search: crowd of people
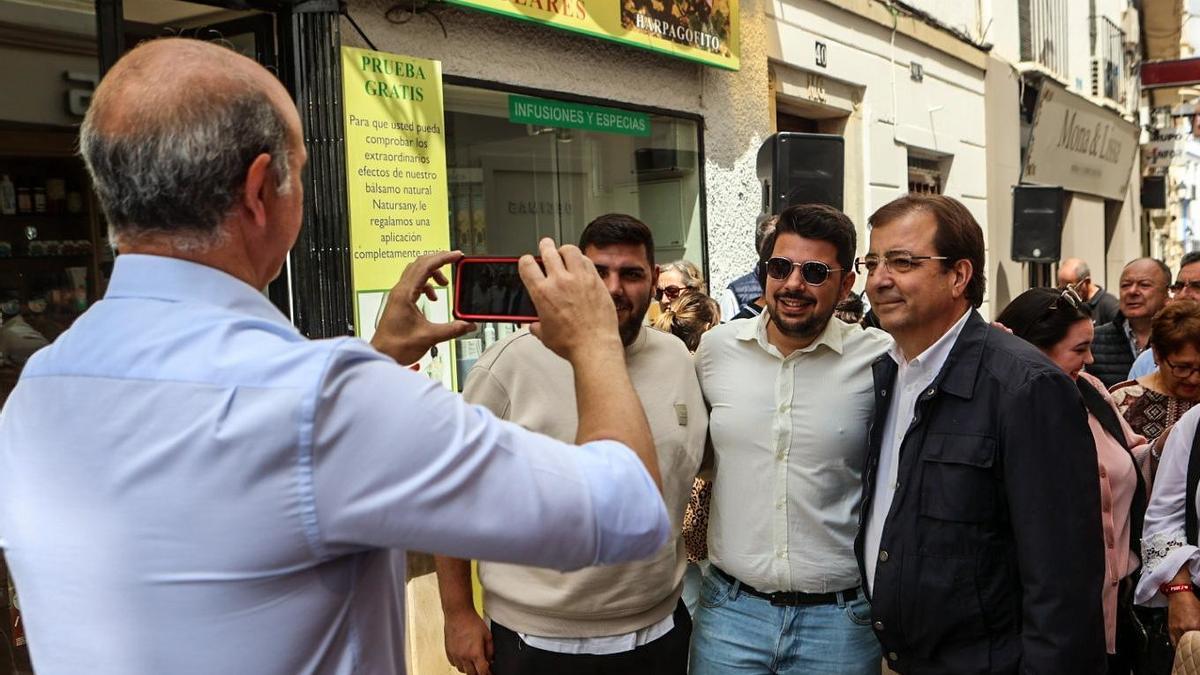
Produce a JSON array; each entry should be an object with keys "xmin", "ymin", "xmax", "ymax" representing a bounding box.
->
[{"xmin": 12, "ymin": 35, "xmax": 1200, "ymax": 675}]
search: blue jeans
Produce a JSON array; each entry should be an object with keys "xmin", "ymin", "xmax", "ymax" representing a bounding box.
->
[
  {"xmin": 689, "ymin": 568, "xmax": 881, "ymax": 675},
  {"xmin": 681, "ymin": 560, "xmax": 709, "ymax": 616}
]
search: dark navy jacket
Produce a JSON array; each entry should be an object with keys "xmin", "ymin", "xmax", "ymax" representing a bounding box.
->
[
  {"xmin": 855, "ymin": 312, "xmax": 1107, "ymax": 674},
  {"xmin": 1088, "ymin": 313, "xmax": 1136, "ymax": 388}
]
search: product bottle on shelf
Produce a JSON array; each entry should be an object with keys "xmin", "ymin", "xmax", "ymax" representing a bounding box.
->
[
  {"xmin": 15, "ymin": 183, "xmax": 31, "ymax": 215},
  {"xmin": 0, "ymin": 175, "xmax": 14, "ymax": 216},
  {"xmin": 32, "ymin": 186, "xmax": 46, "ymax": 214}
]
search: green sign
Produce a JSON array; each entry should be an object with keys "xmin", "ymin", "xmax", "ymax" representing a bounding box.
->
[{"xmin": 508, "ymin": 95, "xmax": 651, "ymax": 137}]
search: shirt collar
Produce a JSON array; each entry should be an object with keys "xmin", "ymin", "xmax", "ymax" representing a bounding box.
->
[
  {"xmin": 735, "ymin": 308, "xmax": 846, "ymax": 358},
  {"xmin": 889, "ymin": 308, "xmax": 972, "ymax": 375},
  {"xmin": 103, "ymin": 254, "xmax": 293, "ymax": 328}
]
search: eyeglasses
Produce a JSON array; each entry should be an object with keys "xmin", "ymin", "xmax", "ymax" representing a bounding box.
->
[
  {"xmin": 655, "ymin": 285, "xmax": 687, "ymax": 301},
  {"xmin": 854, "ymin": 251, "xmax": 949, "ymax": 275},
  {"xmin": 763, "ymin": 257, "xmax": 844, "ymax": 286},
  {"xmin": 1171, "ymin": 280, "xmax": 1200, "ymax": 295},
  {"xmin": 1163, "ymin": 358, "xmax": 1200, "ymax": 379}
]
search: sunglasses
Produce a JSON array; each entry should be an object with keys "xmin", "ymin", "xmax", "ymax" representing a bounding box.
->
[
  {"xmin": 1048, "ymin": 285, "xmax": 1083, "ymax": 311},
  {"xmin": 1038, "ymin": 284, "xmax": 1084, "ymax": 322},
  {"xmin": 655, "ymin": 285, "xmax": 687, "ymax": 301},
  {"xmin": 1171, "ymin": 280, "xmax": 1200, "ymax": 295},
  {"xmin": 763, "ymin": 257, "xmax": 844, "ymax": 286}
]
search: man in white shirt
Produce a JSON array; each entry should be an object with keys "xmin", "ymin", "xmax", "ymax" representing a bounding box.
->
[
  {"xmin": 856, "ymin": 194, "xmax": 1104, "ymax": 674},
  {"xmin": 690, "ymin": 204, "xmax": 891, "ymax": 674}
]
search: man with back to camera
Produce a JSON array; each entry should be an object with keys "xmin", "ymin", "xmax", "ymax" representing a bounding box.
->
[
  {"xmin": 1058, "ymin": 257, "xmax": 1120, "ymax": 326},
  {"xmin": 857, "ymin": 194, "xmax": 1105, "ymax": 674},
  {"xmin": 689, "ymin": 204, "xmax": 892, "ymax": 674},
  {"xmin": 0, "ymin": 38, "xmax": 673, "ymax": 675},
  {"xmin": 1090, "ymin": 257, "xmax": 1171, "ymax": 388},
  {"xmin": 1129, "ymin": 251, "xmax": 1200, "ymax": 379},
  {"xmin": 435, "ymin": 214, "xmax": 706, "ymax": 675}
]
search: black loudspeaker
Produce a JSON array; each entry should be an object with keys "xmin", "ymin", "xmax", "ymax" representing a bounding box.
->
[
  {"xmin": 1011, "ymin": 185, "xmax": 1064, "ymax": 263},
  {"xmin": 1142, "ymin": 175, "xmax": 1167, "ymax": 210},
  {"xmin": 757, "ymin": 132, "xmax": 844, "ymax": 215}
]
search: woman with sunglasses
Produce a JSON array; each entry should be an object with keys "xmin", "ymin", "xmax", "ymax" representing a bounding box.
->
[
  {"xmin": 996, "ymin": 287, "xmax": 1153, "ymax": 671},
  {"xmin": 1111, "ymin": 301, "xmax": 1200, "ymax": 457},
  {"xmin": 656, "ymin": 260, "xmax": 706, "ymax": 314}
]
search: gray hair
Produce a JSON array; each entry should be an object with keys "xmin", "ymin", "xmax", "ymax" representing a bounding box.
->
[{"xmin": 80, "ymin": 85, "xmax": 293, "ymax": 252}]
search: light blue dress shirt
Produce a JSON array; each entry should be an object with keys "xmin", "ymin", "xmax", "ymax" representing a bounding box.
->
[
  {"xmin": 0, "ymin": 254, "xmax": 669, "ymax": 675},
  {"xmin": 1129, "ymin": 348, "xmax": 1157, "ymax": 380}
]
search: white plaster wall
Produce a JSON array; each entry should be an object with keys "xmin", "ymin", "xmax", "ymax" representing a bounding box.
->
[
  {"xmin": 900, "ymin": 0, "xmax": 984, "ymax": 43},
  {"xmin": 343, "ymin": 0, "xmax": 771, "ymax": 296},
  {"xmin": 983, "ymin": 0, "xmax": 1021, "ymax": 64},
  {"xmin": 766, "ymin": 0, "xmax": 989, "ymax": 309},
  {"xmin": 984, "ymin": 53, "xmax": 1023, "ymax": 314}
]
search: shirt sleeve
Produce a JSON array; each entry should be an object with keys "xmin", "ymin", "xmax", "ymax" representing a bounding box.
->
[
  {"xmin": 717, "ymin": 289, "xmax": 739, "ymax": 323},
  {"xmin": 308, "ymin": 341, "xmax": 670, "ymax": 570},
  {"xmin": 1129, "ymin": 350, "xmax": 1156, "ymax": 381},
  {"xmin": 1136, "ymin": 406, "xmax": 1200, "ymax": 607}
]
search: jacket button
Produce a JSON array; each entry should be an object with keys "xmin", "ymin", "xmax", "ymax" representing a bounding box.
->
[
  {"xmin": 878, "ymin": 550, "xmax": 890, "ymax": 562},
  {"xmin": 874, "ymin": 621, "xmax": 884, "ymax": 631},
  {"xmin": 881, "ymin": 389, "xmax": 888, "ymax": 397},
  {"xmin": 888, "ymin": 652, "xmax": 899, "ymax": 661}
]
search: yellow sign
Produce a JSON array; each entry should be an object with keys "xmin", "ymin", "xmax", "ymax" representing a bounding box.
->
[
  {"xmin": 445, "ymin": 0, "xmax": 739, "ymax": 71},
  {"xmin": 341, "ymin": 45, "xmax": 456, "ymax": 388}
]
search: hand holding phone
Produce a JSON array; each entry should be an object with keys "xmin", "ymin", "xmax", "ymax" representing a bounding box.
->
[
  {"xmin": 517, "ymin": 238, "xmax": 621, "ymax": 363},
  {"xmin": 371, "ymin": 251, "xmax": 477, "ymax": 365},
  {"xmin": 452, "ymin": 257, "xmax": 540, "ymax": 323}
]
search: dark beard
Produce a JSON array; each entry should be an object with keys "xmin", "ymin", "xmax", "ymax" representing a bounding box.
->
[
  {"xmin": 770, "ymin": 311, "xmax": 827, "ymax": 340},
  {"xmin": 769, "ymin": 291, "xmax": 829, "ymax": 340},
  {"xmin": 615, "ymin": 292, "xmax": 651, "ymax": 347}
]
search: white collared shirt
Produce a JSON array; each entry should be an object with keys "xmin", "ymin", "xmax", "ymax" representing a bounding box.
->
[
  {"xmin": 696, "ymin": 312, "xmax": 892, "ymax": 593},
  {"xmin": 864, "ymin": 309, "xmax": 973, "ymax": 593}
]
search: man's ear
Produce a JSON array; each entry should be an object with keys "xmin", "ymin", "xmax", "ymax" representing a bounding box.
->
[
  {"xmin": 241, "ymin": 153, "xmax": 273, "ymax": 229},
  {"xmin": 840, "ymin": 269, "xmax": 857, "ymax": 301},
  {"xmin": 951, "ymin": 259, "xmax": 973, "ymax": 299}
]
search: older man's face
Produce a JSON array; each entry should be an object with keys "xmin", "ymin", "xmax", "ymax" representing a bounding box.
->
[{"xmin": 1118, "ymin": 260, "xmax": 1169, "ymax": 320}]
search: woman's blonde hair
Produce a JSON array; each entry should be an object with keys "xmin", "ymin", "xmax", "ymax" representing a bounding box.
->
[
  {"xmin": 660, "ymin": 260, "xmax": 707, "ymax": 295},
  {"xmin": 652, "ymin": 290, "xmax": 721, "ymax": 352}
]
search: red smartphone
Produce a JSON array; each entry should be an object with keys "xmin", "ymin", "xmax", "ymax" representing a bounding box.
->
[{"xmin": 453, "ymin": 256, "xmax": 541, "ymax": 323}]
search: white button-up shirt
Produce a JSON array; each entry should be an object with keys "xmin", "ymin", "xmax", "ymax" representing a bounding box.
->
[
  {"xmin": 864, "ymin": 309, "xmax": 972, "ymax": 593},
  {"xmin": 696, "ymin": 312, "xmax": 892, "ymax": 593}
]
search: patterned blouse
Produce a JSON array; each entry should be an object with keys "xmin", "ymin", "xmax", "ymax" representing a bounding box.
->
[{"xmin": 1110, "ymin": 380, "xmax": 1198, "ymax": 442}]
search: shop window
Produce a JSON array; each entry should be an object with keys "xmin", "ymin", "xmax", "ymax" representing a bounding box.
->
[{"xmin": 443, "ymin": 84, "xmax": 704, "ymax": 387}]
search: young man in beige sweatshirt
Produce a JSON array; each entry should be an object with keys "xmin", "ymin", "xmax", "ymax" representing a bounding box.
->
[{"xmin": 435, "ymin": 214, "xmax": 707, "ymax": 675}]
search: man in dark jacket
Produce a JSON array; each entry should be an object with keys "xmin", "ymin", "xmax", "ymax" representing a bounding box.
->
[
  {"xmin": 1088, "ymin": 257, "xmax": 1170, "ymax": 387},
  {"xmin": 856, "ymin": 194, "xmax": 1106, "ymax": 674}
]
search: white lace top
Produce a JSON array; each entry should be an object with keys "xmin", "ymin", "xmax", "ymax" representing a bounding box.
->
[{"xmin": 1137, "ymin": 405, "xmax": 1200, "ymax": 606}]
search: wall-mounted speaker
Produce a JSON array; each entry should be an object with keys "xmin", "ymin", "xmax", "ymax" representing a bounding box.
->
[{"xmin": 757, "ymin": 132, "xmax": 844, "ymax": 215}]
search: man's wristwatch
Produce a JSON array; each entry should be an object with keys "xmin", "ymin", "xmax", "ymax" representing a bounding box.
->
[{"xmin": 1162, "ymin": 582, "xmax": 1195, "ymax": 595}]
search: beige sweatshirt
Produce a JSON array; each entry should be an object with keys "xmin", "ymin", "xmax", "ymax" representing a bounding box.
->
[{"xmin": 464, "ymin": 327, "xmax": 706, "ymax": 637}]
